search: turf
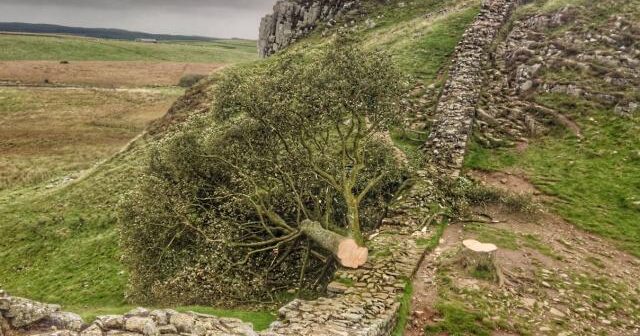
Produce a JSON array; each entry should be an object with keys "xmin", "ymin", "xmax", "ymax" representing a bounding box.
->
[
  {"xmin": 0, "ymin": 0, "xmax": 485, "ymax": 328},
  {"xmin": 424, "ymin": 302, "xmax": 492, "ymax": 336},
  {"xmin": 0, "ymin": 34, "xmax": 257, "ymax": 63},
  {"xmin": 465, "ymin": 94, "xmax": 640, "ymax": 257}
]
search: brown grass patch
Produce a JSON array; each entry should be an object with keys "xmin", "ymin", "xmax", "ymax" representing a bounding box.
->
[
  {"xmin": 0, "ymin": 86, "xmax": 182, "ymax": 189},
  {"xmin": 0, "ymin": 61, "xmax": 224, "ymax": 87}
]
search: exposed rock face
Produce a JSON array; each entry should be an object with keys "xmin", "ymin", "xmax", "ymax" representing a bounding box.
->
[
  {"xmin": 258, "ymin": 0, "xmax": 359, "ymax": 58},
  {"xmin": 475, "ymin": 3, "xmax": 640, "ymax": 150},
  {"xmin": 0, "ymin": 290, "xmax": 84, "ymax": 332}
]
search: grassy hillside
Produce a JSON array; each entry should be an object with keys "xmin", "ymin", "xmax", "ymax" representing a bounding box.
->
[
  {"xmin": 0, "ymin": 22, "xmax": 220, "ymax": 42},
  {"xmin": 0, "ymin": 33, "xmax": 257, "ymax": 63},
  {"xmin": 465, "ymin": 0, "xmax": 640, "ymax": 257},
  {"xmin": 467, "ymin": 94, "xmax": 640, "ymax": 257},
  {"xmin": 0, "ymin": 0, "xmax": 482, "ymax": 317},
  {"xmin": 10, "ymin": 0, "xmax": 639, "ymax": 332}
]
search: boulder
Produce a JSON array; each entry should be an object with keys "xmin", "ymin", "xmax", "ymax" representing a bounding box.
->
[
  {"xmin": 125, "ymin": 308, "xmax": 149, "ymax": 318},
  {"xmin": 168, "ymin": 313, "xmax": 194, "ymax": 333},
  {"xmin": 80, "ymin": 324, "xmax": 104, "ymax": 336},
  {"xmin": 156, "ymin": 325, "xmax": 177, "ymax": 335},
  {"xmin": 47, "ymin": 311, "xmax": 85, "ymax": 332},
  {"xmin": 148, "ymin": 311, "xmax": 168, "ymax": 326},
  {"xmin": 0, "ymin": 296, "xmax": 60, "ymax": 329},
  {"xmin": 95, "ymin": 315, "xmax": 125, "ymax": 330},
  {"xmin": 124, "ymin": 317, "xmax": 157, "ymax": 336}
]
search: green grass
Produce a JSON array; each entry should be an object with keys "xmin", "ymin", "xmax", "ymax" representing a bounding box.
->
[
  {"xmin": 0, "ymin": 143, "xmax": 148, "ymax": 306},
  {"xmin": 392, "ymin": 280, "xmax": 414, "ymax": 336},
  {"xmin": 466, "ymin": 93, "xmax": 640, "ymax": 257},
  {"xmin": 424, "ymin": 302, "xmax": 491, "ymax": 336},
  {"xmin": 364, "ymin": 1, "xmax": 480, "ymax": 83},
  {"xmin": 0, "ymin": 34, "xmax": 257, "ymax": 63}
]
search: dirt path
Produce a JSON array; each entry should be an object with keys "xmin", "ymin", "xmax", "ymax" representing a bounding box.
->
[{"xmin": 405, "ymin": 171, "xmax": 640, "ymax": 335}]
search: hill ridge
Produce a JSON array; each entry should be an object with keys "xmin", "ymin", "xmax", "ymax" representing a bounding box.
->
[{"xmin": 0, "ymin": 22, "xmax": 225, "ymax": 42}]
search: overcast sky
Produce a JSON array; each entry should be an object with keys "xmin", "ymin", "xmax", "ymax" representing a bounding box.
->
[{"xmin": 0, "ymin": 0, "xmax": 277, "ymax": 39}]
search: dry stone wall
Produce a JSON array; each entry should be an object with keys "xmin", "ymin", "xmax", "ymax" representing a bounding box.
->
[
  {"xmin": 258, "ymin": 0, "xmax": 359, "ymax": 57},
  {"xmin": 422, "ymin": 0, "xmax": 523, "ymax": 175},
  {"xmin": 0, "ymin": 290, "xmax": 258, "ymax": 336},
  {"xmin": 261, "ymin": 173, "xmax": 439, "ymax": 336}
]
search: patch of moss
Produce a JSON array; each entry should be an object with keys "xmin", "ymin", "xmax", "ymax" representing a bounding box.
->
[{"xmin": 392, "ymin": 280, "xmax": 413, "ymax": 336}]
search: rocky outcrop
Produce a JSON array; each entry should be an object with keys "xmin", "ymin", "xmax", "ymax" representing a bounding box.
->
[
  {"xmin": 258, "ymin": 0, "xmax": 359, "ymax": 57},
  {"xmin": 422, "ymin": 0, "xmax": 522, "ymax": 175},
  {"xmin": 0, "ymin": 290, "xmax": 84, "ymax": 332},
  {"xmin": 475, "ymin": 3, "xmax": 640, "ymax": 148}
]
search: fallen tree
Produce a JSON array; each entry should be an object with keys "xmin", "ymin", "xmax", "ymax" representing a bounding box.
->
[{"xmin": 120, "ymin": 37, "xmax": 409, "ymax": 304}]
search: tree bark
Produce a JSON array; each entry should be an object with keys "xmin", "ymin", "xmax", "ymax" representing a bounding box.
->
[{"xmin": 300, "ymin": 220, "xmax": 368, "ymax": 269}]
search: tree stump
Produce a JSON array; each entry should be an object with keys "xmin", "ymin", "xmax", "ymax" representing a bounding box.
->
[{"xmin": 461, "ymin": 239, "xmax": 498, "ymax": 280}]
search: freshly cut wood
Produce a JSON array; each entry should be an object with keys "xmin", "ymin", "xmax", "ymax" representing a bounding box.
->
[
  {"xmin": 300, "ymin": 220, "xmax": 368, "ymax": 269},
  {"xmin": 463, "ymin": 239, "xmax": 498, "ymax": 253}
]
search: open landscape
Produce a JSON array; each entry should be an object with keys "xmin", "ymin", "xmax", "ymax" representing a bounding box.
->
[{"xmin": 1, "ymin": 0, "xmax": 639, "ymax": 335}]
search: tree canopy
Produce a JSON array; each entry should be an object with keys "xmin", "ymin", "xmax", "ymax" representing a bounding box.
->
[{"xmin": 120, "ymin": 38, "xmax": 409, "ymax": 305}]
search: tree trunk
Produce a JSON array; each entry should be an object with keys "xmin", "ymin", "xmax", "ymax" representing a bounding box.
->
[
  {"xmin": 344, "ymin": 194, "xmax": 363, "ymax": 245},
  {"xmin": 300, "ymin": 220, "xmax": 368, "ymax": 269}
]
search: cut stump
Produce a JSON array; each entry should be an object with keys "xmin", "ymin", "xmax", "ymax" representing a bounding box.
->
[{"xmin": 462, "ymin": 239, "xmax": 498, "ymax": 279}]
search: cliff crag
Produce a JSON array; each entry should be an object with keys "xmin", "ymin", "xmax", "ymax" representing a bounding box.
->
[{"xmin": 258, "ymin": 0, "xmax": 359, "ymax": 57}]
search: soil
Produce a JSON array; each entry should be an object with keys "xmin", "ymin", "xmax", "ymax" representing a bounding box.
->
[
  {"xmin": 0, "ymin": 61, "xmax": 224, "ymax": 88},
  {"xmin": 405, "ymin": 170, "xmax": 640, "ymax": 336}
]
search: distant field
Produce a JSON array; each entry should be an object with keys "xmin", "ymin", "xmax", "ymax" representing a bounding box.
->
[
  {"xmin": 0, "ymin": 61, "xmax": 224, "ymax": 87},
  {"xmin": 0, "ymin": 32, "xmax": 250, "ymax": 191},
  {"xmin": 0, "ymin": 33, "xmax": 257, "ymax": 63},
  {"xmin": 0, "ymin": 86, "xmax": 183, "ymax": 190}
]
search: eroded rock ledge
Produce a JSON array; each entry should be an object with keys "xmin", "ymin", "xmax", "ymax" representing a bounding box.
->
[
  {"xmin": 258, "ymin": 0, "xmax": 360, "ymax": 58},
  {"xmin": 423, "ymin": 0, "xmax": 523, "ymax": 175}
]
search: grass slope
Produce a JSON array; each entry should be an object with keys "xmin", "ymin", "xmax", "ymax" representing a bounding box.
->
[
  {"xmin": 0, "ymin": 34, "xmax": 257, "ymax": 63},
  {"xmin": 1, "ymin": 0, "xmax": 482, "ymax": 327},
  {"xmin": 466, "ymin": 94, "xmax": 640, "ymax": 257}
]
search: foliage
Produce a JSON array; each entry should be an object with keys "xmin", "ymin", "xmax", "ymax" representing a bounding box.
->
[{"xmin": 119, "ymin": 38, "xmax": 409, "ymax": 305}]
